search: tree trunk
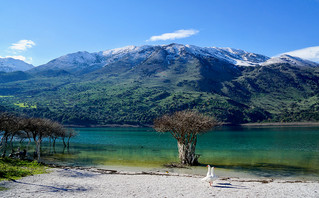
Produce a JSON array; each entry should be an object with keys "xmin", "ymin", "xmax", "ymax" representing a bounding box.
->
[
  {"xmin": 33, "ymin": 138, "xmax": 42, "ymax": 161},
  {"xmin": 52, "ymin": 138, "xmax": 57, "ymax": 153},
  {"xmin": 177, "ymin": 140, "xmax": 199, "ymax": 165},
  {"xmin": 53, "ymin": 137, "xmax": 57, "ymax": 148},
  {"xmin": 9, "ymin": 135, "xmax": 14, "ymax": 149},
  {"xmin": 19, "ymin": 138, "xmax": 24, "ymax": 144},
  {"xmin": 36, "ymin": 140, "xmax": 41, "ymax": 161},
  {"xmin": 27, "ymin": 137, "xmax": 31, "ymax": 151},
  {"xmin": 1, "ymin": 136, "xmax": 8, "ymax": 157},
  {"xmin": 67, "ymin": 137, "xmax": 71, "ymax": 148}
]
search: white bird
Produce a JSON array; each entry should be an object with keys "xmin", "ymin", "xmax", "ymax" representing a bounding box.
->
[{"xmin": 201, "ymin": 165, "xmax": 218, "ymax": 186}]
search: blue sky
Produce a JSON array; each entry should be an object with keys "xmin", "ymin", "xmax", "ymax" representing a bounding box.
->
[{"xmin": 1, "ymin": 0, "xmax": 319, "ymax": 66}]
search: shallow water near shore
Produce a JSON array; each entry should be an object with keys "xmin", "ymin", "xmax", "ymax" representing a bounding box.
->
[{"xmin": 31, "ymin": 126, "xmax": 319, "ymax": 180}]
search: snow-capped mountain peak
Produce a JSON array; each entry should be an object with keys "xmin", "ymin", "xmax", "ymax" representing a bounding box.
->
[
  {"xmin": 100, "ymin": 45, "xmax": 155, "ymax": 66},
  {"xmin": 99, "ymin": 43, "xmax": 270, "ymax": 67},
  {"xmin": 261, "ymin": 54, "xmax": 319, "ymax": 67},
  {"xmin": 0, "ymin": 57, "xmax": 34, "ymax": 72},
  {"xmin": 30, "ymin": 43, "xmax": 319, "ymax": 75},
  {"xmin": 51, "ymin": 51, "xmax": 98, "ymax": 64},
  {"xmin": 102, "ymin": 45, "xmax": 137, "ymax": 56},
  {"xmin": 179, "ymin": 44, "xmax": 269, "ymax": 66},
  {"xmin": 102, "ymin": 45, "xmax": 155, "ymax": 56},
  {"xmin": 163, "ymin": 43, "xmax": 186, "ymax": 54}
]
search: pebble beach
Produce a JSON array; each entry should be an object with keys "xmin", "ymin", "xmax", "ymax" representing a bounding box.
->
[{"xmin": 1, "ymin": 167, "xmax": 318, "ymax": 198}]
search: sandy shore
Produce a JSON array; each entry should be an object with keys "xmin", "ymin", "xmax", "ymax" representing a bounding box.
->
[{"xmin": 0, "ymin": 167, "xmax": 318, "ymax": 198}]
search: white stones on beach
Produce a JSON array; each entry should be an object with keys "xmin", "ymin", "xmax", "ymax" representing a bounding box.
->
[{"xmin": 0, "ymin": 168, "xmax": 318, "ymax": 198}]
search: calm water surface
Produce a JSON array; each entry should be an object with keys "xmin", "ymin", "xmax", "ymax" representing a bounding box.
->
[{"xmin": 41, "ymin": 126, "xmax": 319, "ymax": 180}]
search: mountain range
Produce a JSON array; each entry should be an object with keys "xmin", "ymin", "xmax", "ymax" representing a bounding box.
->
[{"xmin": 1, "ymin": 43, "xmax": 319, "ymax": 125}]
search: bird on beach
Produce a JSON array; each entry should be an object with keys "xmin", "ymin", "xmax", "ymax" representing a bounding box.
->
[{"xmin": 201, "ymin": 165, "xmax": 218, "ymax": 186}]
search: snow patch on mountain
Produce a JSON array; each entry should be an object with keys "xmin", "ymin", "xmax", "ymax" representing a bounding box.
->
[
  {"xmin": 32, "ymin": 51, "xmax": 106, "ymax": 73},
  {"xmin": 261, "ymin": 54, "xmax": 319, "ymax": 67},
  {"xmin": 0, "ymin": 57, "xmax": 34, "ymax": 72},
  {"xmin": 98, "ymin": 43, "xmax": 270, "ymax": 67},
  {"xmin": 35, "ymin": 44, "xmax": 319, "ymax": 74},
  {"xmin": 183, "ymin": 44, "xmax": 269, "ymax": 66},
  {"xmin": 51, "ymin": 51, "xmax": 98, "ymax": 65},
  {"xmin": 100, "ymin": 45, "xmax": 155, "ymax": 67}
]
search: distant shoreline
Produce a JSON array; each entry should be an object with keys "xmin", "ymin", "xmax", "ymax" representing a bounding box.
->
[
  {"xmin": 239, "ymin": 122, "xmax": 319, "ymax": 127},
  {"xmin": 64, "ymin": 124, "xmax": 149, "ymax": 128},
  {"xmin": 64, "ymin": 122, "xmax": 319, "ymax": 128}
]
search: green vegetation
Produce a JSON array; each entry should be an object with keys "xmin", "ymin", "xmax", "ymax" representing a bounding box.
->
[
  {"xmin": 0, "ymin": 186, "xmax": 8, "ymax": 191},
  {"xmin": 0, "ymin": 158, "xmax": 47, "ymax": 181},
  {"xmin": 0, "ymin": 61, "xmax": 319, "ymax": 125},
  {"xmin": 14, "ymin": 102, "xmax": 36, "ymax": 108}
]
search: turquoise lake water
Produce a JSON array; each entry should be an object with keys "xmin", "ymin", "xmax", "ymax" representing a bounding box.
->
[{"xmin": 39, "ymin": 126, "xmax": 319, "ymax": 180}]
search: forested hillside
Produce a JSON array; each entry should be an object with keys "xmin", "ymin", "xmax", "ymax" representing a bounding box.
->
[{"xmin": 1, "ymin": 44, "xmax": 319, "ymax": 125}]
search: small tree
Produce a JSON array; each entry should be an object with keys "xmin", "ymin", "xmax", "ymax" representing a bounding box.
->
[
  {"xmin": 22, "ymin": 118, "xmax": 54, "ymax": 161},
  {"xmin": 48, "ymin": 121, "xmax": 65, "ymax": 149},
  {"xmin": 65, "ymin": 129, "xmax": 77, "ymax": 148},
  {"xmin": 0, "ymin": 113, "xmax": 22, "ymax": 157},
  {"xmin": 154, "ymin": 110, "xmax": 219, "ymax": 165}
]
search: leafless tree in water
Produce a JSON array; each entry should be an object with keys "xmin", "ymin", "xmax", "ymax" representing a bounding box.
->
[
  {"xmin": 154, "ymin": 110, "xmax": 220, "ymax": 165},
  {"xmin": 66, "ymin": 129, "xmax": 77, "ymax": 148},
  {"xmin": 22, "ymin": 118, "xmax": 62, "ymax": 161}
]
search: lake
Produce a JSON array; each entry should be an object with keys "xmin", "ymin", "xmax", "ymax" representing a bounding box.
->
[{"xmin": 39, "ymin": 126, "xmax": 319, "ymax": 180}]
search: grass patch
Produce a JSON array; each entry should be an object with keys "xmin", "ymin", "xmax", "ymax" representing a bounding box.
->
[
  {"xmin": 0, "ymin": 158, "xmax": 48, "ymax": 181},
  {"xmin": 13, "ymin": 102, "xmax": 37, "ymax": 108},
  {"xmin": 0, "ymin": 186, "xmax": 9, "ymax": 191},
  {"xmin": 0, "ymin": 95, "xmax": 13, "ymax": 98}
]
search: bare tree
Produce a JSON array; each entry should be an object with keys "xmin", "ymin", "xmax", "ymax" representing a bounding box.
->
[
  {"xmin": 65, "ymin": 128, "xmax": 77, "ymax": 148},
  {"xmin": 22, "ymin": 118, "xmax": 54, "ymax": 161},
  {"xmin": 1, "ymin": 113, "xmax": 68, "ymax": 160},
  {"xmin": 154, "ymin": 110, "xmax": 219, "ymax": 165},
  {"xmin": 48, "ymin": 121, "xmax": 65, "ymax": 149},
  {"xmin": 0, "ymin": 113, "xmax": 22, "ymax": 157},
  {"xmin": 60, "ymin": 128, "xmax": 67, "ymax": 148}
]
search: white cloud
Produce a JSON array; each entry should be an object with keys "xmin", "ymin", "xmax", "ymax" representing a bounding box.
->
[
  {"xmin": 0, "ymin": 55, "xmax": 33, "ymax": 63},
  {"xmin": 147, "ymin": 29, "xmax": 199, "ymax": 42},
  {"xmin": 9, "ymin": 40, "xmax": 36, "ymax": 52},
  {"xmin": 283, "ymin": 46, "xmax": 319, "ymax": 63},
  {"xmin": 0, "ymin": 55, "xmax": 26, "ymax": 61}
]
